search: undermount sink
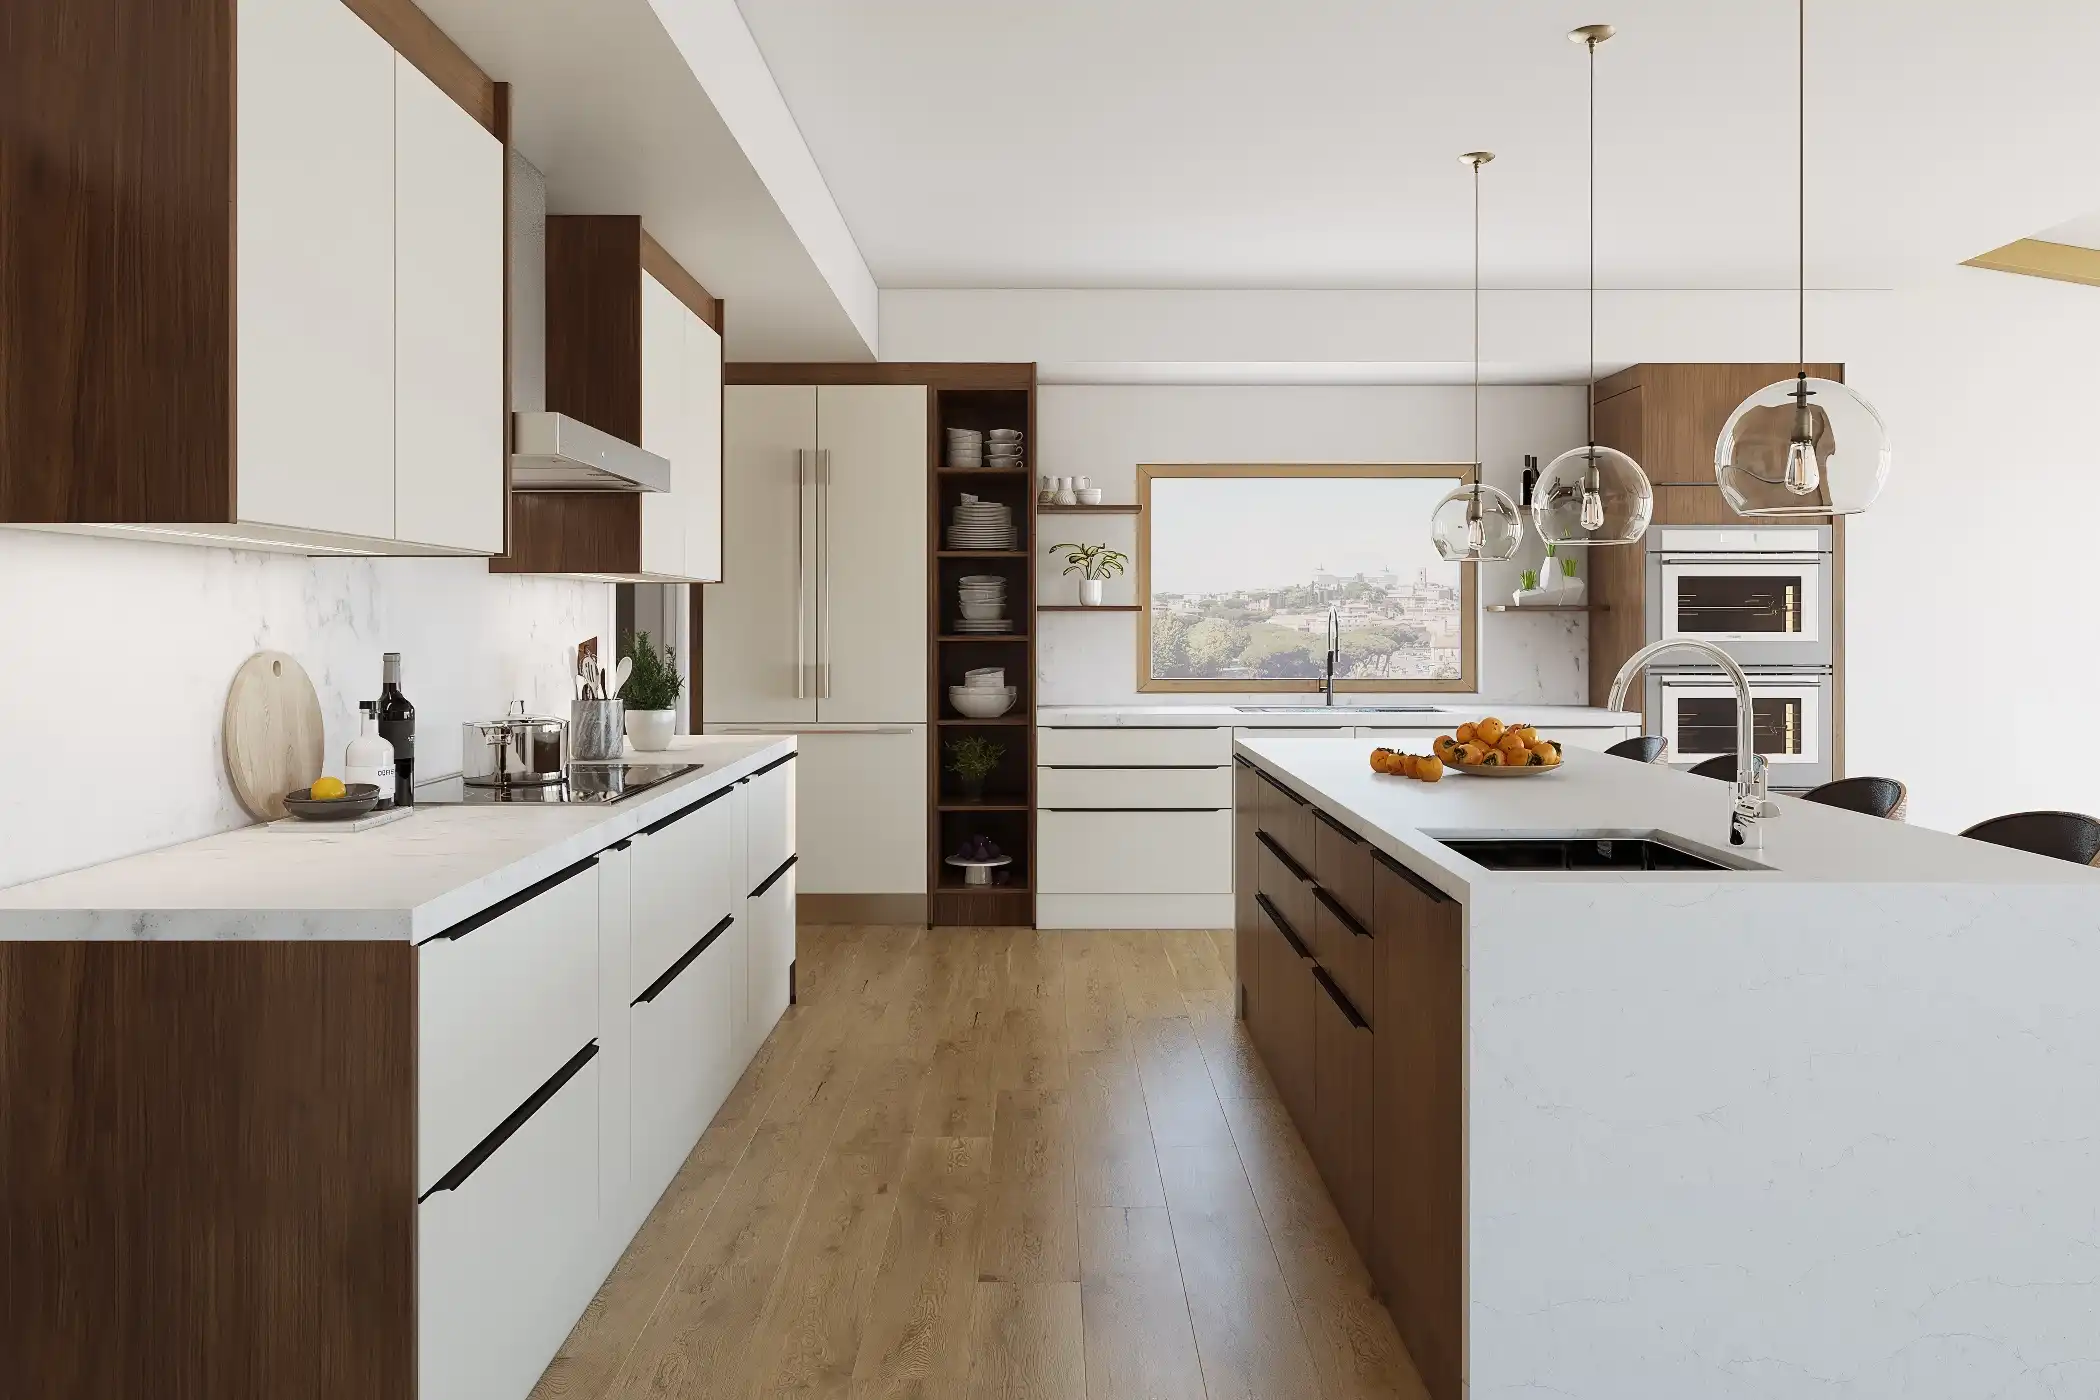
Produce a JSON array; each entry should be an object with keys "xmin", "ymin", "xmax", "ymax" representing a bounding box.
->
[
  {"xmin": 1437, "ymin": 834, "xmax": 1753, "ymax": 873},
  {"xmin": 1235, "ymin": 705, "xmax": 1443, "ymax": 714}
]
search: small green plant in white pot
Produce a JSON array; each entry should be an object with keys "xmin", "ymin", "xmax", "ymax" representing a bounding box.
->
[
  {"xmin": 1050, "ymin": 542, "xmax": 1128, "ymax": 606},
  {"xmin": 1555, "ymin": 554, "xmax": 1585, "ymax": 605},
  {"xmin": 619, "ymin": 630, "xmax": 684, "ymax": 752}
]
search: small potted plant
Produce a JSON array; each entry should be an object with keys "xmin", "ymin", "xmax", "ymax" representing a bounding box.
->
[
  {"xmin": 1050, "ymin": 541, "xmax": 1129, "ymax": 606},
  {"xmin": 619, "ymin": 630, "xmax": 684, "ymax": 752},
  {"xmin": 945, "ymin": 735, "xmax": 1005, "ymax": 802},
  {"xmin": 1554, "ymin": 554, "xmax": 1585, "ymax": 605}
]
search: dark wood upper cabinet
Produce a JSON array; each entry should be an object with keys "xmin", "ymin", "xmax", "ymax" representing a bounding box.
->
[
  {"xmin": 494, "ymin": 217, "xmax": 725, "ymax": 581},
  {"xmin": 1, "ymin": 0, "xmax": 508, "ymax": 556}
]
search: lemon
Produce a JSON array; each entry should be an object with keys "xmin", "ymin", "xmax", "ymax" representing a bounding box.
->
[{"xmin": 310, "ymin": 776, "xmax": 347, "ymax": 800}]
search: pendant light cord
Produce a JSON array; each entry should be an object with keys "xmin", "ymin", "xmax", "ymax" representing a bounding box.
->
[
  {"xmin": 1797, "ymin": 0, "xmax": 1806, "ymax": 373},
  {"xmin": 1586, "ymin": 32, "xmax": 1597, "ymax": 449},
  {"xmin": 1472, "ymin": 155, "xmax": 1482, "ymax": 485}
]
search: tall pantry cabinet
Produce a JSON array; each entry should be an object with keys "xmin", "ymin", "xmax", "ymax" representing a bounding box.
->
[{"xmin": 705, "ymin": 385, "xmax": 928, "ymax": 918}]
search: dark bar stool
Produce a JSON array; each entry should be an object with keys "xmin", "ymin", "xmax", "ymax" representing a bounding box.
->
[
  {"xmin": 1605, "ymin": 735, "xmax": 1669, "ymax": 763},
  {"xmin": 1802, "ymin": 776, "xmax": 1908, "ymax": 821},
  {"xmin": 1686, "ymin": 753, "xmax": 1738, "ymax": 781},
  {"xmin": 1958, "ymin": 811, "xmax": 2100, "ymax": 866}
]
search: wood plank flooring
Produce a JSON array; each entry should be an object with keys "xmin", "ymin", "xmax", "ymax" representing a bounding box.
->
[{"xmin": 532, "ymin": 926, "xmax": 1427, "ymax": 1400}]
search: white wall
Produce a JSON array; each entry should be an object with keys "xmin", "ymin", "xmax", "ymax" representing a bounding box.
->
[
  {"xmin": 1032, "ymin": 384, "xmax": 1590, "ymax": 707},
  {"xmin": 0, "ymin": 531, "xmax": 612, "ymax": 888}
]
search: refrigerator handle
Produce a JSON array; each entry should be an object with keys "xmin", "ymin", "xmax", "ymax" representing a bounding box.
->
[
  {"xmin": 817, "ymin": 447, "xmax": 833, "ymax": 700},
  {"xmin": 795, "ymin": 448, "xmax": 814, "ymax": 699}
]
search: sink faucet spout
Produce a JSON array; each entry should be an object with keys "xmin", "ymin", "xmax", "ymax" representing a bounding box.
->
[{"xmin": 1607, "ymin": 638, "xmax": 1778, "ymax": 851}]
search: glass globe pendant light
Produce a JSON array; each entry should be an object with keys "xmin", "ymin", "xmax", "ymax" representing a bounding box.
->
[
  {"xmin": 1432, "ymin": 151, "xmax": 1524, "ymax": 563},
  {"xmin": 1714, "ymin": 0, "xmax": 1890, "ymax": 517},
  {"xmin": 1532, "ymin": 23, "xmax": 1653, "ymax": 548}
]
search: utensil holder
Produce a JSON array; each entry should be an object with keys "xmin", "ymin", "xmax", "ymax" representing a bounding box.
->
[{"xmin": 571, "ymin": 699, "xmax": 625, "ymax": 761}]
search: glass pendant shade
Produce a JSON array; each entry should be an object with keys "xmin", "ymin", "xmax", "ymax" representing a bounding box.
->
[
  {"xmin": 1715, "ymin": 375, "xmax": 1890, "ymax": 517},
  {"xmin": 1531, "ymin": 444, "xmax": 1653, "ymax": 546},
  {"xmin": 1432, "ymin": 481, "xmax": 1523, "ymax": 562}
]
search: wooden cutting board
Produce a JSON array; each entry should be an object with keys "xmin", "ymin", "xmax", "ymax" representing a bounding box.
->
[{"xmin": 224, "ymin": 651, "xmax": 326, "ymax": 821}]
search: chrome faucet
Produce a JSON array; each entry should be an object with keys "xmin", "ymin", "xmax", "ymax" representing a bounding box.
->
[
  {"xmin": 1323, "ymin": 606, "xmax": 1340, "ymax": 706},
  {"xmin": 1608, "ymin": 638, "xmax": 1779, "ymax": 851}
]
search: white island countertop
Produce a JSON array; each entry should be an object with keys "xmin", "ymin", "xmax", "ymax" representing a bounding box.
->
[
  {"xmin": 0, "ymin": 735, "xmax": 793, "ymax": 942},
  {"xmin": 1042, "ymin": 702, "xmax": 1641, "ymax": 728}
]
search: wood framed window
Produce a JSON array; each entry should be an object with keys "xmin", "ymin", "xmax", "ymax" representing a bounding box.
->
[{"xmin": 1136, "ymin": 464, "xmax": 1478, "ymax": 694}]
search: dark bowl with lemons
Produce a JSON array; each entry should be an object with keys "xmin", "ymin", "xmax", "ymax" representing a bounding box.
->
[{"xmin": 282, "ymin": 781, "xmax": 383, "ymax": 821}]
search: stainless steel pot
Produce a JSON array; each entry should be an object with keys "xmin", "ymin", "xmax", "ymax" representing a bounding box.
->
[{"xmin": 462, "ymin": 704, "xmax": 569, "ymax": 787}]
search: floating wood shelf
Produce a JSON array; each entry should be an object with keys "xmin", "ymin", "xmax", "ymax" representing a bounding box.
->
[
  {"xmin": 937, "ymin": 715, "xmax": 1029, "ymax": 725},
  {"xmin": 1484, "ymin": 604, "xmax": 1610, "ymax": 613},
  {"xmin": 936, "ymin": 634, "xmax": 1029, "ymax": 643},
  {"xmin": 1037, "ymin": 604, "xmax": 1141, "ymax": 612},
  {"xmin": 936, "ymin": 550, "xmax": 1029, "ymax": 558},
  {"xmin": 936, "ymin": 800, "xmax": 1030, "ymax": 812},
  {"xmin": 1039, "ymin": 503, "xmax": 1140, "ymax": 513},
  {"xmin": 936, "ymin": 466, "xmax": 1029, "ymax": 476}
]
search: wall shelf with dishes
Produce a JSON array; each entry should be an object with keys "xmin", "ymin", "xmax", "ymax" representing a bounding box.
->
[
  {"xmin": 1038, "ymin": 502, "xmax": 1142, "ymax": 514},
  {"xmin": 928, "ymin": 376, "xmax": 1038, "ymax": 927}
]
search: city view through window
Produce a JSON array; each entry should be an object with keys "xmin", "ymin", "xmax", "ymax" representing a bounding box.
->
[{"xmin": 1142, "ymin": 468, "xmax": 1471, "ymax": 686}]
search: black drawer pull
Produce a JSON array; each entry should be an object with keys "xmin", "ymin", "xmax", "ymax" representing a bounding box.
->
[
  {"xmin": 748, "ymin": 751, "xmax": 797, "ymax": 779},
  {"xmin": 1255, "ymin": 893, "xmax": 1311, "ymax": 960},
  {"xmin": 1255, "ymin": 830, "xmax": 1312, "ymax": 884},
  {"xmin": 632, "ymin": 913, "xmax": 734, "ymax": 1006},
  {"xmin": 641, "ymin": 781, "xmax": 734, "ymax": 835},
  {"xmin": 423, "ymin": 855, "xmax": 598, "ymax": 946},
  {"xmin": 1312, "ymin": 885, "xmax": 1372, "ymax": 940},
  {"xmin": 419, "ymin": 1039, "xmax": 599, "ymax": 1203},
  {"xmin": 1374, "ymin": 849, "xmax": 1454, "ymax": 903},
  {"xmin": 1261, "ymin": 772, "xmax": 1310, "ymax": 805},
  {"xmin": 1313, "ymin": 808, "xmax": 1363, "ymax": 843},
  {"xmin": 750, "ymin": 853, "xmax": 797, "ymax": 899},
  {"xmin": 1311, "ymin": 965, "xmax": 1370, "ymax": 1030}
]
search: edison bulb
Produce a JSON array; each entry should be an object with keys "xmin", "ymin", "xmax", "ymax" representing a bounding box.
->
[
  {"xmin": 1579, "ymin": 481, "xmax": 1606, "ymax": 532},
  {"xmin": 1534, "ymin": 444, "xmax": 1650, "ymax": 546},
  {"xmin": 1431, "ymin": 482, "xmax": 1523, "ymax": 562},
  {"xmin": 1716, "ymin": 374, "xmax": 1889, "ymax": 517}
]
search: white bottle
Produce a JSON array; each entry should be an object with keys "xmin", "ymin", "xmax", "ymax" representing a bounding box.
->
[{"xmin": 345, "ymin": 701, "xmax": 397, "ymax": 809}]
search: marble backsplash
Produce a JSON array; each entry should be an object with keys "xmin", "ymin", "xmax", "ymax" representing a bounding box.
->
[{"xmin": 0, "ymin": 530, "xmax": 612, "ymax": 889}]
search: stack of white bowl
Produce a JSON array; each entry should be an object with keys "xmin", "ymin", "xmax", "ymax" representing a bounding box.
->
[
  {"xmin": 946, "ymin": 496, "xmax": 1016, "ymax": 551},
  {"xmin": 954, "ymin": 574, "xmax": 1013, "ymax": 633},
  {"xmin": 945, "ymin": 428, "xmax": 984, "ymax": 468},
  {"xmin": 985, "ymin": 428, "xmax": 1023, "ymax": 468},
  {"xmin": 949, "ymin": 666, "xmax": 1017, "ymax": 718}
]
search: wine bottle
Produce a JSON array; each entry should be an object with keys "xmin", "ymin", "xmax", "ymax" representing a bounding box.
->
[{"xmin": 377, "ymin": 652, "xmax": 416, "ymax": 808}]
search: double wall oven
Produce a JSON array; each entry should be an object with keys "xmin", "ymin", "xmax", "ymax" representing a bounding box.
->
[{"xmin": 1643, "ymin": 526, "xmax": 1833, "ymax": 789}]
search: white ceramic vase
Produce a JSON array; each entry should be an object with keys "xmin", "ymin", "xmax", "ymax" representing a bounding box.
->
[
  {"xmin": 1556, "ymin": 572, "xmax": 1587, "ymax": 605},
  {"xmin": 1080, "ymin": 578, "xmax": 1105, "ymax": 606},
  {"xmin": 627, "ymin": 709, "xmax": 677, "ymax": 752}
]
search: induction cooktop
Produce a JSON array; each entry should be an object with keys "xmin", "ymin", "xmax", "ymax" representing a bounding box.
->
[{"xmin": 415, "ymin": 763, "xmax": 703, "ymax": 806}]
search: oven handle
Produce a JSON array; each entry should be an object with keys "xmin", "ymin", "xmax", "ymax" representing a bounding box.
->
[{"xmin": 1656, "ymin": 553, "xmax": 1827, "ymax": 566}]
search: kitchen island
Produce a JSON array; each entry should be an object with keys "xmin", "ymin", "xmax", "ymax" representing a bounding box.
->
[
  {"xmin": 1234, "ymin": 734, "xmax": 2100, "ymax": 1400},
  {"xmin": 0, "ymin": 735, "xmax": 795, "ymax": 1400}
]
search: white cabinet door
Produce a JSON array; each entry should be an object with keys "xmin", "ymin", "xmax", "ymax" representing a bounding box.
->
[
  {"xmin": 683, "ymin": 313, "xmax": 724, "ymax": 583},
  {"xmin": 1040, "ymin": 810, "xmax": 1233, "ymax": 895},
  {"xmin": 814, "ymin": 385, "xmax": 927, "ymax": 723},
  {"xmin": 747, "ymin": 861, "xmax": 794, "ymax": 1045},
  {"xmin": 1037, "ymin": 727, "xmax": 1232, "ymax": 767},
  {"xmin": 639, "ymin": 272, "xmax": 686, "ymax": 577},
  {"xmin": 707, "ymin": 386, "xmax": 819, "ymax": 724},
  {"xmin": 391, "ymin": 54, "xmax": 503, "ymax": 552},
  {"xmin": 235, "ymin": 0, "xmax": 395, "ymax": 538},
  {"xmin": 595, "ymin": 843, "xmax": 633, "ymax": 1244},
  {"xmin": 629, "ymin": 924, "xmax": 733, "ymax": 1211},
  {"xmin": 628, "ymin": 788, "xmax": 739, "ymax": 998},
  {"xmin": 744, "ymin": 754, "xmax": 795, "ymax": 892},
  {"xmin": 796, "ymin": 728, "xmax": 927, "ymax": 894},
  {"xmin": 419, "ymin": 1048, "xmax": 601, "ymax": 1400},
  {"xmin": 1038, "ymin": 766, "xmax": 1233, "ymax": 809}
]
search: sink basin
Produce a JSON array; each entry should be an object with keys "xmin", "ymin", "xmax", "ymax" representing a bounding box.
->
[
  {"xmin": 1235, "ymin": 705, "xmax": 1443, "ymax": 714},
  {"xmin": 1438, "ymin": 834, "xmax": 1747, "ymax": 872}
]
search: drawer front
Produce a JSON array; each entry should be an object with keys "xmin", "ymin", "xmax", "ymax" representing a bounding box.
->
[
  {"xmin": 1260, "ymin": 902, "xmax": 1318, "ymax": 1138},
  {"xmin": 630, "ymin": 922, "xmax": 736, "ymax": 1209},
  {"xmin": 744, "ymin": 753, "xmax": 795, "ymax": 892},
  {"xmin": 420, "ymin": 1047, "xmax": 602, "ymax": 1400},
  {"xmin": 1039, "ymin": 809, "xmax": 1232, "ymax": 894},
  {"xmin": 1256, "ymin": 836, "xmax": 1316, "ymax": 952},
  {"xmin": 418, "ymin": 859, "xmax": 600, "ymax": 1196},
  {"xmin": 1312, "ymin": 888, "xmax": 1375, "ymax": 1028},
  {"xmin": 1038, "ymin": 726, "xmax": 1231, "ymax": 767},
  {"xmin": 1038, "ymin": 765, "xmax": 1231, "ymax": 809},
  {"xmin": 1257, "ymin": 771, "xmax": 1317, "ymax": 872},
  {"xmin": 1313, "ymin": 808, "xmax": 1374, "ymax": 930},
  {"xmin": 1311, "ymin": 967, "xmax": 1375, "ymax": 1254},
  {"xmin": 628, "ymin": 787, "xmax": 740, "ymax": 998}
]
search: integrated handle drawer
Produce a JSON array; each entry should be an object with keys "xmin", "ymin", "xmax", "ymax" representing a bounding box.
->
[
  {"xmin": 1038, "ymin": 726, "xmax": 1231, "ymax": 767},
  {"xmin": 1312, "ymin": 886, "xmax": 1375, "ymax": 1028},
  {"xmin": 1038, "ymin": 765, "xmax": 1232, "ymax": 810},
  {"xmin": 1313, "ymin": 808, "xmax": 1375, "ymax": 931},
  {"xmin": 1039, "ymin": 809, "xmax": 1231, "ymax": 894},
  {"xmin": 1256, "ymin": 833, "xmax": 1316, "ymax": 947},
  {"xmin": 1258, "ymin": 771, "xmax": 1318, "ymax": 874}
]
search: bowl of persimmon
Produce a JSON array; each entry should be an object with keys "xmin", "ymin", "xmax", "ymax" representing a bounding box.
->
[{"xmin": 1434, "ymin": 717, "xmax": 1563, "ymax": 777}]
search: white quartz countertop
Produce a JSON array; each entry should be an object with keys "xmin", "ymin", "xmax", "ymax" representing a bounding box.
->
[
  {"xmin": 1236, "ymin": 735, "xmax": 2100, "ymax": 895},
  {"xmin": 1040, "ymin": 703, "xmax": 1641, "ymax": 728},
  {"xmin": 0, "ymin": 736, "xmax": 794, "ymax": 942}
]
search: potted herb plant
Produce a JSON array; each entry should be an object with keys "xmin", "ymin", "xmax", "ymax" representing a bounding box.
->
[
  {"xmin": 944, "ymin": 735, "xmax": 1005, "ymax": 802},
  {"xmin": 619, "ymin": 630, "xmax": 684, "ymax": 752},
  {"xmin": 1049, "ymin": 541, "xmax": 1129, "ymax": 606}
]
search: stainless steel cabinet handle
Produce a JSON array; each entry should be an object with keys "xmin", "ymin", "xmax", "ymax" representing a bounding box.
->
[
  {"xmin": 817, "ymin": 447, "xmax": 833, "ymax": 701},
  {"xmin": 795, "ymin": 449, "xmax": 811, "ymax": 699}
]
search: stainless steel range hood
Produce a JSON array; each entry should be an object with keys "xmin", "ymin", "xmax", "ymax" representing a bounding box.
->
[{"xmin": 509, "ymin": 412, "xmax": 670, "ymax": 492}]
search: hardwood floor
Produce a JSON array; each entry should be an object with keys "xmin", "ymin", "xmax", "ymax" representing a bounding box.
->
[{"xmin": 532, "ymin": 926, "xmax": 1428, "ymax": 1400}]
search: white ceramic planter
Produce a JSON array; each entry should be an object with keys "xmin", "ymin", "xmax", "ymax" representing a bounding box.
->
[
  {"xmin": 1080, "ymin": 578, "xmax": 1105, "ymax": 606},
  {"xmin": 626, "ymin": 709, "xmax": 677, "ymax": 752}
]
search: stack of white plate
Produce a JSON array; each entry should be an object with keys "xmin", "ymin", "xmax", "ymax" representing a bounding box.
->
[
  {"xmin": 946, "ymin": 497, "xmax": 1016, "ymax": 551},
  {"xmin": 956, "ymin": 575, "xmax": 1009, "ymax": 631},
  {"xmin": 985, "ymin": 428, "xmax": 1023, "ymax": 468},
  {"xmin": 945, "ymin": 428, "xmax": 984, "ymax": 468}
]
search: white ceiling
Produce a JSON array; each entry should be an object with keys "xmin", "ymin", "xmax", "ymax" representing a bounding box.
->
[{"xmin": 734, "ymin": 0, "xmax": 2100, "ymax": 294}]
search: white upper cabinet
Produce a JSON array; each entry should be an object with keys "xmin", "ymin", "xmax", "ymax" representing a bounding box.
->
[
  {"xmin": 708, "ymin": 386, "xmax": 820, "ymax": 724},
  {"xmin": 817, "ymin": 385, "xmax": 929, "ymax": 722},
  {"xmin": 235, "ymin": 0, "xmax": 397, "ymax": 539},
  {"xmin": 392, "ymin": 54, "xmax": 504, "ymax": 553},
  {"xmin": 639, "ymin": 273, "xmax": 688, "ymax": 577},
  {"xmin": 683, "ymin": 315, "xmax": 725, "ymax": 583}
]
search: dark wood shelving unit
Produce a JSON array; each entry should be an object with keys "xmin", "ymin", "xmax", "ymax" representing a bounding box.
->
[
  {"xmin": 927, "ymin": 370, "xmax": 1038, "ymax": 928},
  {"xmin": 1037, "ymin": 604, "xmax": 1141, "ymax": 613}
]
